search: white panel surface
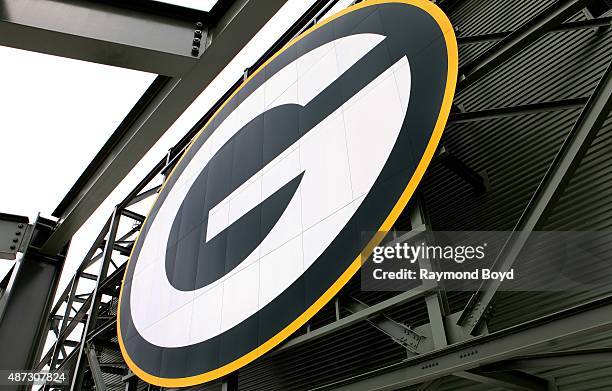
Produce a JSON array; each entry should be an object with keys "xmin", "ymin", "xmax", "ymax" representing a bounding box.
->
[
  {"xmin": 266, "ymin": 80, "xmax": 299, "ymax": 109},
  {"xmin": 190, "ymin": 284, "xmax": 223, "ymax": 343},
  {"xmin": 392, "ymin": 60, "xmax": 411, "ymax": 114},
  {"xmin": 336, "ymin": 33, "xmax": 386, "ymax": 74},
  {"xmin": 228, "ymin": 176, "xmax": 263, "ymax": 232},
  {"xmin": 343, "ymin": 58, "xmax": 408, "ymax": 198},
  {"xmin": 156, "ymin": 301, "xmax": 194, "ymax": 348},
  {"xmin": 130, "ymin": 262, "xmax": 156, "ymax": 330},
  {"xmin": 302, "ymin": 202, "xmax": 357, "ymax": 270},
  {"xmin": 296, "ymin": 41, "xmax": 335, "ymax": 80},
  {"xmin": 262, "ymin": 146, "xmax": 301, "ymax": 200},
  {"xmin": 259, "ymin": 236, "xmax": 304, "ymax": 305},
  {"xmin": 190, "ymin": 284, "xmax": 223, "ymax": 342},
  {"xmin": 259, "ymin": 190, "xmax": 303, "ymax": 257},
  {"xmin": 221, "ymin": 262, "xmax": 260, "ymax": 331},
  {"xmin": 299, "ymin": 110, "xmax": 353, "ymax": 230},
  {"xmin": 206, "ymin": 200, "xmax": 230, "ymax": 242},
  {"xmin": 298, "ymin": 47, "xmax": 339, "ymax": 105},
  {"xmin": 265, "ymin": 61, "xmax": 298, "ymax": 108}
]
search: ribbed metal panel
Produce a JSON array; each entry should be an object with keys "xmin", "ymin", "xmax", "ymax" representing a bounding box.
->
[
  {"xmin": 457, "ymin": 40, "xmax": 497, "ymax": 67},
  {"xmin": 546, "ymin": 114, "xmax": 612, "ymax": 231},
  {"xmin": 429, "ymin": 363, "xmax": 612, "ymax": 391},
  {"xmin": 422, "ymin": 109, "xmax": 578, "ymax": 231},
  {"xmin": 449, "ymin": 0, "xmax": 554, "ymax": 37},
  {"xmin": 456, "ymin": 13, "xmax": 612, "ymax": 111},
  {"xmin": 237, "ymin": 321, "xmax": 406, "ymax": 391}
]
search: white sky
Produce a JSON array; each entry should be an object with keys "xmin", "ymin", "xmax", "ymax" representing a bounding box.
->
[
  {"xmin": 154, "ymin": 0, "xmax": 219, "ymax": 12},
  {"xmin": 0, "ymin": 46, "xmax": 155, "ymax": 280},
  {"xmin": 0, "ymin": 0, "xmax": 355, "ymax": 296}
]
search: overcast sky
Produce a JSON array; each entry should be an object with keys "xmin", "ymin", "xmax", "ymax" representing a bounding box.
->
[{"xmin": 0, "ymin": 0, "xmax": 353, "ymax": 297}]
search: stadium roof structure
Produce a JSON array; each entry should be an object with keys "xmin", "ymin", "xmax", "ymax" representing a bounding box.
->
[{"xmin": 1, "ymin": 0, "xmax": 612, "ymax": 390}]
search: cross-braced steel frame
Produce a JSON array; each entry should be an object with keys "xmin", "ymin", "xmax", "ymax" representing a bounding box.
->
[{"xmin": 31, "ymin": 0, "xmax": 612, "ymax": 390}]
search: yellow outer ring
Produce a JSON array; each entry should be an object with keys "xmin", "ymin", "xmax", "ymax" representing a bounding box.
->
[{"xmin": 117, "ymin": 0, "xmax": 458, "ymax": 386}]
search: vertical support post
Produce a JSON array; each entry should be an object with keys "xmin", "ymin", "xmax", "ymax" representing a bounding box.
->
[
  {"xmin": 410, "ymin": 198, "xmax": 449, "ymax": 349},
  {"xmin": 69, "ymin": 208, "xmax": 121, "ymax": 391},
  {"xmin": 0, "ymin": 254, "xmax": 24, "ymax": 324},
  {"xmin": 335, "ymin": 296, "xmax": 341, "ymax": 321},
  {"xmin": 424, "ymin": 294, "xmax": 449, "ymax": 349},
  {"xmin": 0, "ymin": 216, "xmax": 66, "ymax": 391},
  {"xmin": 222, "ymin": 372, "xmax": 238, "ymax": 391},
  {"xmin": 124, "ymin": 378, "xmax": 138, "ymax": 391},
  {"xmin": 122, "ymin": 371, "xmax": 138, "ymax": 391}
]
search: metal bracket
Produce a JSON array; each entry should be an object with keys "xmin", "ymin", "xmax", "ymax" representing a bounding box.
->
[
  {"xmin": 0, "ymin": 213, "xmax": 31, "ymax": 260},
  {"xmin": 436, "ymin": 146, "xmax": 489, "ymax": 195},
  {"xmin": 344, "ymin": 296, "xmax": 424, "ymax": 354},
  {"xmin": 191, "ymin": 21, "xmax": 208, "ymax": 57},
  {"xmin": 122, "ymin": 370, "xmax": 139, "ymax": 391}
]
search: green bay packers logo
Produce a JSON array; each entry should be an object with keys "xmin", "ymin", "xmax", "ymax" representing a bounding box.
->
[{"xmin": 118, "ymin": 0, "xmax": 457, "ymax": 386}]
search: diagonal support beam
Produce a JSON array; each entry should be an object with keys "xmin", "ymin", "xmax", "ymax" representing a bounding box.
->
[
  {"xmin": 275, "ymin": 283, "xmax": 434, "ymax": 354},
  {"xmin": 458, "ymin": 57, "xmax": 612, "ymax": 335},
  {"xmin": 125, "ymin": 185, "xmax": 162, "ymax": 207},
  {"xmin": 121, "ymin": 209, "xmax": 146, "ymax": 223},
  {"xmin": 459, "ymin": 0, "xmax": 591, "ymax": 91},
  {"xmin": 448, "ymin": 98, "xmax": 589, "ymax": 123},
  {"xmin": 0, "ymin": 0, "xmax": 200, "ymax": 76},
  {"xmin": 457, "ymin": 16, "xmax": 612, "ymax": 45},
  {"xmin": 481, "ymin": 348, "xmax": 612, "ymax": 370},
  {"xmin": 416, "ymin": 378, "xmax": 443, "ymax": 391},
  {"xmin": 456, "ymin": 369, "xmax": 555, "ymax": 391}
]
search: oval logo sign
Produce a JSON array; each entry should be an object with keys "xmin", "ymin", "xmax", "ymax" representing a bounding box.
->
[{"xmin": 118, "ymin": 0, "xmax": 457, "ymax": 386}]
